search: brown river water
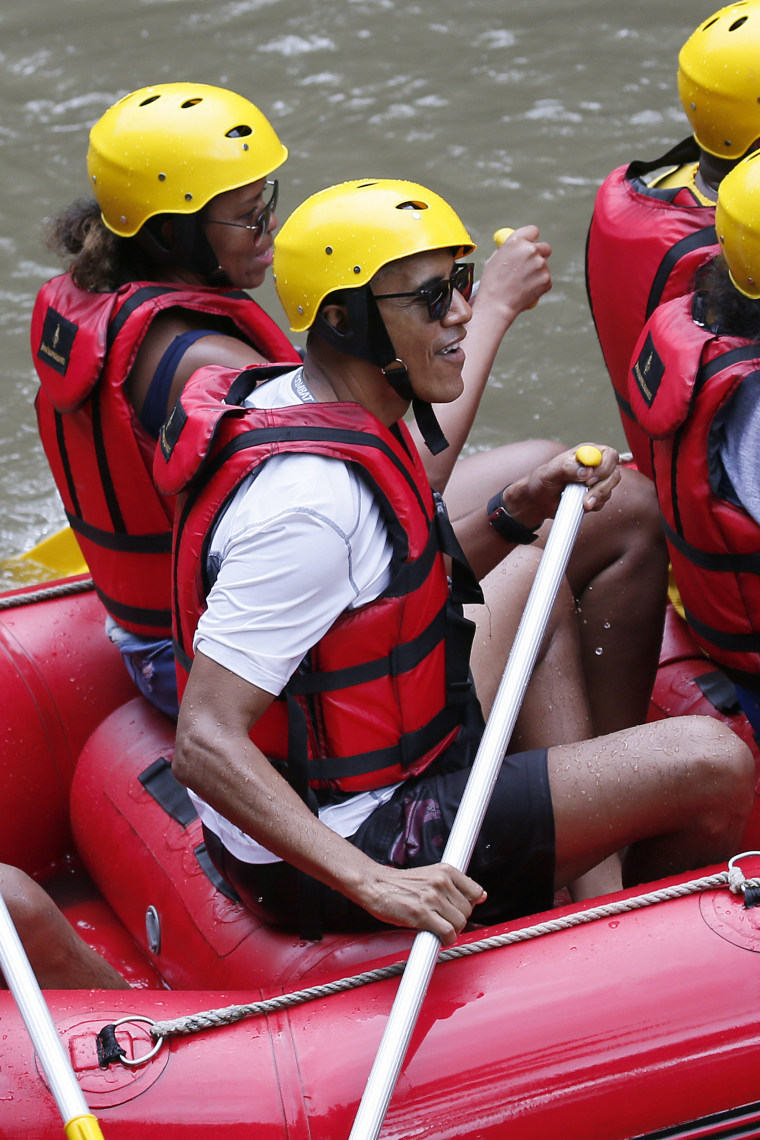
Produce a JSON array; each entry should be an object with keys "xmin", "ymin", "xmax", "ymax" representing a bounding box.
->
[{"xmin": 0, "ymin": 0, "xmax": 705, "ymax": 569}]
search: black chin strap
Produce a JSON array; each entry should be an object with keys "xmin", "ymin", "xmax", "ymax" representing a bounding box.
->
[
  {"xmin": 381, "ymin": 360, "xmax": 448, "ymax": 456},
  {"xmin": 412, "ymin": 399, "xmax": 449, "ymax": 456},
  {"xmin": 312, "ymin": 286, "xmax": 450, "ymax": 456}
]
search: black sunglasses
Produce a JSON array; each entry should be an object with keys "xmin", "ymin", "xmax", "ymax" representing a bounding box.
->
[
  {"xmin": 373, "ymin": 262, "xmax": 474, "ymax": 321},
  {"xmin": 204, "ymin": 179, "xmax": 279, "ymax": 246}
]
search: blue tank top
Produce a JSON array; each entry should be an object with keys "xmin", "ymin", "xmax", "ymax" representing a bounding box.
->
[{"xmin": 139, "ymin": 328, "xmax": 217, "ymax": 438}]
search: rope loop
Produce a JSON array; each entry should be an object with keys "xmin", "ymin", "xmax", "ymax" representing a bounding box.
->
[{"xmin": 728, "ymin": 851, "xmax": 760, "ymax": 895}]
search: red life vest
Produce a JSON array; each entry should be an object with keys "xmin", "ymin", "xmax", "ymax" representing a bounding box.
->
[
  {"xmin": 32, "ymin": 273, "xmax": 300, "ymax": 636},
  {"xmin": 157, "ymin": 363, "xmax": 483, "ymax": 794},
  {"xmin": 629, "ymin": 294, "xmax": 760, "ymax": 685},
  {"xmin": 586, "ymin": 137, "xmax": 718, "ymax": 478}
]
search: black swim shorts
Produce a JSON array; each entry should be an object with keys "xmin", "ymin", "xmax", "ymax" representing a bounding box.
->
[{"xmin": 203, "ymin": 738, "xmax": 555, "ymax": 933}]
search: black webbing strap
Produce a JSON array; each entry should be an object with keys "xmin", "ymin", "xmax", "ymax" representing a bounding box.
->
[
  {"xmin": 105, "ymin": 286, "xmax": 181, "ymax": 354},
  {"xmin": 302, "ymin": 702, "xmax": 465, "ymax": 784},
  {"xmin": 684, "ymin": 605, "xmax": 760, "ymax": 654},
  {"xmin": 287, "ymin": 605, "xmax": 448, "ymax": 696},
  {"xmin": 380, "ymin": 517, "xmax": 439, "ymax": 599},
  {"xmin": 137, "ymin": 759, "xmax": 243, "ymax": 903},
  {"xmin": 105, "ymin": 284, "xmax": 252, "ymax": 355},
  {"xmin": 66, "ymin": 511, "xmax": 172, "ymax": 554},
  {"xmin": 138, "ymin": 757, "xmax": 198, "ymax": 827},
  {"xmin": 693, "ymin": 670, "xmax": 740, "ymax": 716},
  {"xmin": 92, "ymin": 582, "xmax": 172, "ymax": 633},
  {"xmin": 662, "ymin": 516, "xmax": 760, "ymax": 575},
  {"xmin": 193, "ymin": 841, "xmax": 241, "ymax": 903},
  {"xmin": 90, "ymin": 383, "xmax": 127, "ymax": 533},
  {"xmin": 411, "ymin": 396, "xmax": 448, "ymax": 456},
  {"xmin": 646, "ymin": 224, "xmax": 717, "ymax": 321},
  {"xmin": 695, "ymin": 345, "xmax": 760, "ymax": 390},
  {"xmin": 285, "ymin": 691, "xmax": 323, "ymax": 941},
  {"xmin": 431, "ymin": 492, "xmax": 483, "ymax": 606},
  {"xmin": 54, "ymin": 409, "xmax": 81, "ymax": 518},
  {"xmin": 626, "ymin": 137, "xmax": 701, "ymax": 194}
]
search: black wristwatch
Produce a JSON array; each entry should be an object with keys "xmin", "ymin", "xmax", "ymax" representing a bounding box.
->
[{"xmin": 486, "ymin": 490, "xmax": 539, "ymax": 545}]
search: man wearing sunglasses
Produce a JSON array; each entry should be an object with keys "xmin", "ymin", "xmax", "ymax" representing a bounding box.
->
[
  {"xmin": 163, "ymin": 178, "xmax": 753, "ymax": 943},
  {"xmin": 32, "ymin": 83, "xmax": 301, "ymax": 718}
]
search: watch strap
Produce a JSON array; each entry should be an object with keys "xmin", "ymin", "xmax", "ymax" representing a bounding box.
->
[{"xmin": 486, "ymin": 490, "xmax": 539, "ymax": 545}]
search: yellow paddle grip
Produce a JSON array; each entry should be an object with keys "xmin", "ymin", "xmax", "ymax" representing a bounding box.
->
[
  {"xmin": 64, "ymin": 1114, "xmax": 106, "ymax": 1140},
  {"xmin": 575, "ymin": 445, "xmax": 603, "ymax": 468}
]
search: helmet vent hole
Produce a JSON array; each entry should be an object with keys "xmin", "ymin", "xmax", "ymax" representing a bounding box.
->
[
  {"xmin": 225, "ymin": 125, "xmax": 253, "ymax": 138},
  {"xmin": 139, "ymin": 95, "xmax": 161, "ymax": 107},
  {"xmin": 702, "ymin": 17, "xmax": 719, "ymax": 31},
  {"xmin": 396, "ymin": 200, "xmax": 428, "ymax": 211},
  {"xmin": 181, "ymin": 98, "xmax": 202, "ymax": 109},
  {"xmin": 729, "ymin": 16, "xmax": 749, "ymax": 31}
]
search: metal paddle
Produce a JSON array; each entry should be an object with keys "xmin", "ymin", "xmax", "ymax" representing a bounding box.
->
[
  {"xmin": 348, "ymin": 445, "xmax": 603, "ymax": 1140},
  {"xmin": 0, "ymin": 891, "xmax": 107, "ymax": 1140}
]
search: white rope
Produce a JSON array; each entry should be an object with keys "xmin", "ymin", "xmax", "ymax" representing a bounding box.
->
[
  {"xmin": 0, "ymin": 576, "xmax": 94, "ymax": 610},
  {"xmin": 148, "ymin": 868, "xmax": 759, "ymax": 1041}
]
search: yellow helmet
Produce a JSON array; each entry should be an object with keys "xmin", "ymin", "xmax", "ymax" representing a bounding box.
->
[
  {"xmin": 678, "ymin": 2, "xmax": 760, "ymax": 160},
  {"xmin": 273, "ymin": 178, "xmax": 476, "ymax": 331},
  {"xmin": 715, "ymin": 149, "xmax": 760, "ymax": 297},
  {"xmin": 87, "ymin": 82, "xmax": 288, "ymax": 237}
]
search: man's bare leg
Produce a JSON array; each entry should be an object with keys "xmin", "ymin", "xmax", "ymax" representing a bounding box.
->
[
  {"xmin": 549, "ymin": 717, "xmax": 754, "ymax": 891},
  {"xmin": 467, "ymin": 544, "xmax": 593, "ymax": 747},
  {"xmin": 468, "ymin": 548, "xmax": 623, "ymax": 897},
  {"xmin": 0, "ymin": 866, "xmax": 129, "ymax": 989},
  {"xmin": 561, "ymin": 465, "xmax": 668, "ymax": 734}
]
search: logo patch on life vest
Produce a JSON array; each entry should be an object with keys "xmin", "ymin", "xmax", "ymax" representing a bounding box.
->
[
  {"xmin": 631, "ymin": 331, "xmax": 665, "ymax": 407},
  {"xmin": 159, "ymin": 398, "xmax": 187, "ymax": 461},
  {"xmin": 37, "ymin": 307, "xmax": 78, "ymax": 375}
]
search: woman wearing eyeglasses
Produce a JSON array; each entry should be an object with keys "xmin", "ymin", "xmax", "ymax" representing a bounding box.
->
[{"xmin": 31, "ymin": 83, "xmax": 301, "ymax": 716}]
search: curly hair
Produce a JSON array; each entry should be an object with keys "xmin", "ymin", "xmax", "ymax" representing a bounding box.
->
[
  {"xmin": 43, "ymin": 199, "xmax": 161, "ymax": 292},
  {"xmin": 692, "ymin": 254, "xmax": 760, "ymax": 340}
]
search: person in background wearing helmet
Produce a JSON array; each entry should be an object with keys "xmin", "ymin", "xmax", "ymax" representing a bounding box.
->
[
  {"xmin": 586, "ymin": 1, "xmax": 760, "ymax": 480},
  {"xmin": 162, "ymin": 178, "xmax": 753, "ymax": 941},
  {"xmin": 31, "ymin": 83, "xmax": 301, "ymax": 718},
  {"xmin": 628, "ymin": 150, "xmax": 760, "ymax": 742},
  {"xmin": 3, "ymin": 81, "xmax": 295, "ymax": 987}
]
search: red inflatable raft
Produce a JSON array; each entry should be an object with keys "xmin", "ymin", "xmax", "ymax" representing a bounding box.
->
[{"xmin": 2, "ymin": 572, "xmax": 760, "ymax": 1139}]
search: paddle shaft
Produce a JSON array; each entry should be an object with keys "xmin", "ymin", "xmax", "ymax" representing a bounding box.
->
[
  {"xmin": 349, "ymin": 478, "xmax": 591, "ymax": 1140},
  {"xmin": 0, "ymin": 891, "xmax": 103, "ymax": 1136}
]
